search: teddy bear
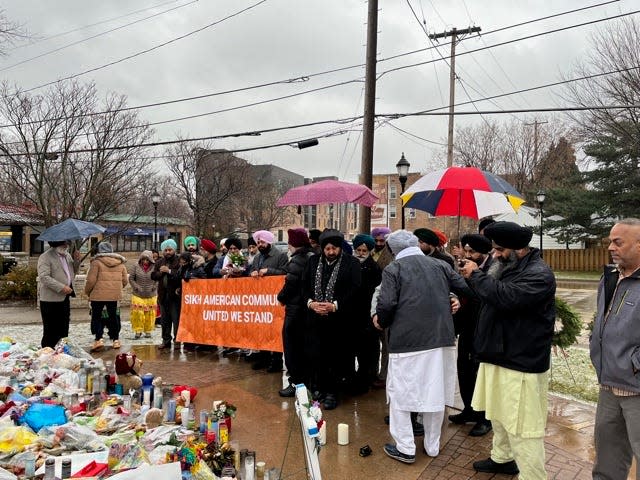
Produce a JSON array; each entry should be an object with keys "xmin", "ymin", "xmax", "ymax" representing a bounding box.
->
[{"xmin": 114, "ymin": 352, "xmax": 142, "ymax": 395}]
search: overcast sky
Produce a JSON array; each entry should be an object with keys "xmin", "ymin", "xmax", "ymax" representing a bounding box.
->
[{"xmin": 1, "ymin": 0, "xmax": 635, "ymax": 182}]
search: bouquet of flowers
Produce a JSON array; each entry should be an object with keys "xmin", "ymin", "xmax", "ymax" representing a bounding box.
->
[
  {"xmin": 227, "ymin": 252, "xmax": 246, "ymax": 269},
  {"xmin": 211, "ymin": 400, "xmax": 237, "ymax": 421}
]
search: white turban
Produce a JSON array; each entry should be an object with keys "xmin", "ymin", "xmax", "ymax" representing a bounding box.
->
[{"xmin": 386, "ymin": 229, "xmax": 418, "ymax": 255}]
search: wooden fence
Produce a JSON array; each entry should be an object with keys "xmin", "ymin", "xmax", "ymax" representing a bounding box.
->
[{"xmin": 543, "ymin": 248, "xmax": 609, "ymax": 272}]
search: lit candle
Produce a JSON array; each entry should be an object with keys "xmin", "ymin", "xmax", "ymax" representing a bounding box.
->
[{"xmin": 337, "ymin": 423, "xmax": 349, "ymax": 445}]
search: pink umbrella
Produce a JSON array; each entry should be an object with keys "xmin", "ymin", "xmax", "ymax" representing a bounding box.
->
[{"xmin": 276, "ymin": 179, "xmax": 379, "ymax": 207}]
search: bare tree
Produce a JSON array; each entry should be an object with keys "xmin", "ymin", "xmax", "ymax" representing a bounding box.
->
[
  {"xmin": 165, "ymin": 143, "xmax": 253, "ymax": 237},
  {"xmin": 453, "ymin": 117, "xmax": 574, "ymax": 197},
  {"xmin": 0, "ymin": 80, "xmax": 156, "ymax": 227},
  {"xmin": 0, "ymin": 10, "xmax": 29, "ymax": 55},
  {"xmin": 453, "ymin": 119, "xmax": 503, "ymax": 171},
  {"xmin": 562, "ymin": 16, "xmax": 640, "ymax": 144}
]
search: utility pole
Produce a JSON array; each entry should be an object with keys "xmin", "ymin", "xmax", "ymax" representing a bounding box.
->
[
  {"xmin": 358, "ymin": 0, "xmax": 378, "ymax": 234},
  {"xmin": 429, "ymin": 26, "xmax": 481, "ymax": 167},
  {"xmin": 524, "ymin": 119, "xmax": 548, "ymax": 164}
]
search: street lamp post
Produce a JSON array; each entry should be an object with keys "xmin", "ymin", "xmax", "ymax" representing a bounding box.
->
[
  {"xmin": 536, "ymin": 190, "xmax": 545, "ymax": 257},
  {"xmin": 396, "ymin": 152, "xmax": 410, "ymax": 229},
  {"xmin": 152, "ymin": 189, "xmax": 160, "ymax": 251}
]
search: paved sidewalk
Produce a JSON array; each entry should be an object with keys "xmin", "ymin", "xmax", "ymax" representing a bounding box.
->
[{"xmin": 0, "ymin": 303, "xmax": 608, "ymax": 479}]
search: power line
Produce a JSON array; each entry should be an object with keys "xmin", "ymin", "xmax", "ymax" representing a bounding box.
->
[
  {"xmin": 2, "ymin": 1, "xmax": 622, "ymax": 130},
  {"xmin": 0, "ymin": 0, "xmax": 199, "ymax": 73},
  {"xmin": 2, "ymin": 103, "xmax": 638, "ymax": 159},
  {"xmin": 20, "ymin": 0, "xmax": 269, "ymax": 94},
  {"xmin": 379, "ymin": 8, "xmax": 640, "ymax": 79},
  {"xmin": 7, "ymin": 0, "xmax": 184, "ymax": 51}
]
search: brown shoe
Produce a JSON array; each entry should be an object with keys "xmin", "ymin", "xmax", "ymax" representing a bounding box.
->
[
  {"xmin": 112, "ymin": 339, "xmax": 121, "ymax": 349},
  {"xmin": 157, "ymin": 342, "xmax": 171, "ymax": 350},
  {"xmin": 90, "ymin": 339, "xmax": 104, "ymax": 352}
]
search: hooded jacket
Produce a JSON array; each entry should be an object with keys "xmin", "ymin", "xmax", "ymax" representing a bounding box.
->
[
  {"xmin": 84, "ymin": 252, "xmax": 128, "ymax": 301},
  {"xmin": 128, "ymin": 251, "xmax": 158, "ymax": 298},
  {"xmin": 590, "ymin": 265, "xmax": 640, "ymax": 393}
]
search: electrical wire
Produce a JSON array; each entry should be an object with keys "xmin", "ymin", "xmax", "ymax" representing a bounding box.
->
[
  {"xmin": 7, "ymin": 0, "xmax": 184, "ymax": 51},
  {"xmin": 1, "ymin": 0, "xmax": 623, "ymax": 130},
  {"xmin": 1, "ymin": 102, "xmax": 637, "ymax": 159},
  {"xmin": 0, "ymin": 0, "xmax": 199, "ymax": 73},
  {"xmin": 20, "ymin": 0, "xmax": 269, "ymax": 94}
]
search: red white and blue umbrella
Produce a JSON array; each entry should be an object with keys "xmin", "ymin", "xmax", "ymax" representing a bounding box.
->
[{"xmin": 401, "ymin": 167, "xmax": 525, "ymax": 220}]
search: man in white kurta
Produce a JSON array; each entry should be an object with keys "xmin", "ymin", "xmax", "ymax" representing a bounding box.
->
[{"xmin": 374, "ymin": 230, "xmax": 471, "ymax": 463}]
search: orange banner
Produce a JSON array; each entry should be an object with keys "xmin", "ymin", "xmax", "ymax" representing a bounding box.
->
[{"xmin": 176, "ymin": 276, "xmax": 286, "ymax": 352}]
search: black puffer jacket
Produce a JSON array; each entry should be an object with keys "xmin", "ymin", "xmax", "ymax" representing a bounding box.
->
[
  {"xmin": 278, "ymin": 246, "xmax": 313, "ymax": 307},
  {"xmin": 467, "ymin": 248, "xmax": 556, "ymax": 373},
  {"xmin": 150, "ymin": 254, "xmax": 181, "ymax": 303}
]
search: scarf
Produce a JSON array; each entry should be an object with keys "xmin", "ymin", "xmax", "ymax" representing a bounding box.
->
[{"xmin": 313, "ymin": 254, "xmax": 342, "ymax": 303}]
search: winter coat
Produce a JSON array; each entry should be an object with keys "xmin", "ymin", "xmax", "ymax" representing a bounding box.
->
[
  {"xmin": 37, "ymin": 247, "xmax": 78, "ymax": 302},
  {"xmin": 250, "ymin": 247, "xmax": 288, "ymax": 276},
  {"xmin": 376, "ymin": 251, "xmax": 470, "ymax": 354},
  {"xmin": 84, "ymin": 253, "xmax": 128, "ymax": 301},
  {"xmin": 150, "ymin": 253, "xmax": 181, "ymax": 303},
  {"xmin": 128, "ymin": 251, "xmax": 157, "ymax": 298},
  {"xmin": 590, "ymin": 265, "xmax": 640, "ymax": 393},
  {"xmin": 278, "ymin": 246, "xmax": 313, "ymax": 307},
  {"xmin": 466, "ymin": 248, "xmax": 556, "ymax": 373}
]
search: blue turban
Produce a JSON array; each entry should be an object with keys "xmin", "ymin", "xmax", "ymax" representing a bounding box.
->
[
  {"xmin": 352, "ymin": 234, "xmax": 375, "ymax": 250},
  {"xmin": 160, "ymin": 239, "xmax": 177, "ymax": 251}
]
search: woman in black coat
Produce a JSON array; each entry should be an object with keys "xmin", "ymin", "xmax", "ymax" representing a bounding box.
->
[{"xmin": 276, "ymin": 228, "xmax": 314, "ymax": 397}]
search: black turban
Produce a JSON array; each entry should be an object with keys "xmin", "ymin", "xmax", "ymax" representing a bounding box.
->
[
  {"xmin": 224, "ymin": 237, "xmax": 243, "ymax": 250},
  {"xmin": 478, "ymin": 218, "xmax": 496, "ymax": 233},
  {"xmin": 413, "ymin": 228, "xmax": 440, "ymax": 246},
  {"xmin": 483, "ymin": 221, "xmax": 533, "ymax": 250},
  {"xmin": 319, "ymin": 229, "xmax": 344, "ymax": 248},
  {"xmin": 460, "ymin": 233, "xmax": 492, "ymax": 254}
]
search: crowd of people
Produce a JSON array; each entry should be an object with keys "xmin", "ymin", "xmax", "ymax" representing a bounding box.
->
[{"xmin": 35, "ymin": 217, "xmax": 640, "ymax": 480}]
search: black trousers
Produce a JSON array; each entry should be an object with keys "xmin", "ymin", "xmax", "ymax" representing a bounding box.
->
[
  {"xmin": 90, "ymin": 301, "xmax": 121, "ymax": 341},
  {"xmin": 40, "ymin": 297, "xmax": 70, "ymax": 348},
  {"xmin": 457, "ymin": 331, "xmax": 480, "ymax": 410},
  {"xmin": 282, "ymin": 306, "xmax": 307, "ymax": 384}
]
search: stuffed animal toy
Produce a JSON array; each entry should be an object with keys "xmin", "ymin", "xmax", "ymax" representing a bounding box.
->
[{"xmin": 114, "ymin": 352, "xmax": 142, "ymax": 394}]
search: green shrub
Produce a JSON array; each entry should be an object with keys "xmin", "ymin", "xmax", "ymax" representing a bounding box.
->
[{"xmin": 0, "ymin": 265, "xmax": 37, "ymax": 300}]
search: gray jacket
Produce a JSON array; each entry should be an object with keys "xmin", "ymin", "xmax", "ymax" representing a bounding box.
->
[
  {"xmin": 37, "ymin": 247, "xmax": 77, "ymax": 302},
  {"xmin": 376, "ymin": 249, "xmax": 471, "ymax": 354},
  {"xmin": 591, "ymin": 265, "xmax": 640, "ymax": 392}
]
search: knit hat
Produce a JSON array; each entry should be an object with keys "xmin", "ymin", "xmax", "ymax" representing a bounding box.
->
[
  {"xmin": 98, "ymin": 242, "xmax": 113, "ymax": 253},
  {"xmin": 287, "ymin": 228, "xmax": 310, "ymax": 248},
  {"xmin": 319, "ymin": 229, "xmax": 344, "ymax": 249},
  {"xmin": 179, "ymin": 252, "xmax": 192, "ymax": 263},
  {"xmin": 184, "ymin": 236, "xmax": 200, "ymax": 248},
  {"xmin": 371, "ymin": 227, "xmax": 391, "ymax": 239},
  {"xmin": 352, "ymin": 234, "xmax": 375, "ymax": 250},
  {"xmin": 413, "ymin": 228, "xmax": 440, "ymax": 246},
  {"xmin": 160, "ymin": 239, "xmax": 177, "ymax": 251},
  {"xmin": 224, "ymin": 237, "xmax": 243, "ymax": 250},
  {"xmin": 387, "ymin": 230, "xmax": 418, "ymax": 254},
  {"xmin": 253, "ymin": 230, "xmax": 275, "ymax": 244},
  {"xmin": 200, "ymin": 239, "xmax": 217, "ymax": 254},
  {"xmin": 247, "ymin": 236, "xmax": 257, "ymax": 247},
  {"xmin": 483, "ymin": 221, "xmax": 533, "ymax": 250},
  {"xmin": 460, "ymin": 234, "xmax": 492, "ymax": 255},
  {"xmin": 48, "ymin": 241, "xmax": 68, "ymax": 247}
]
